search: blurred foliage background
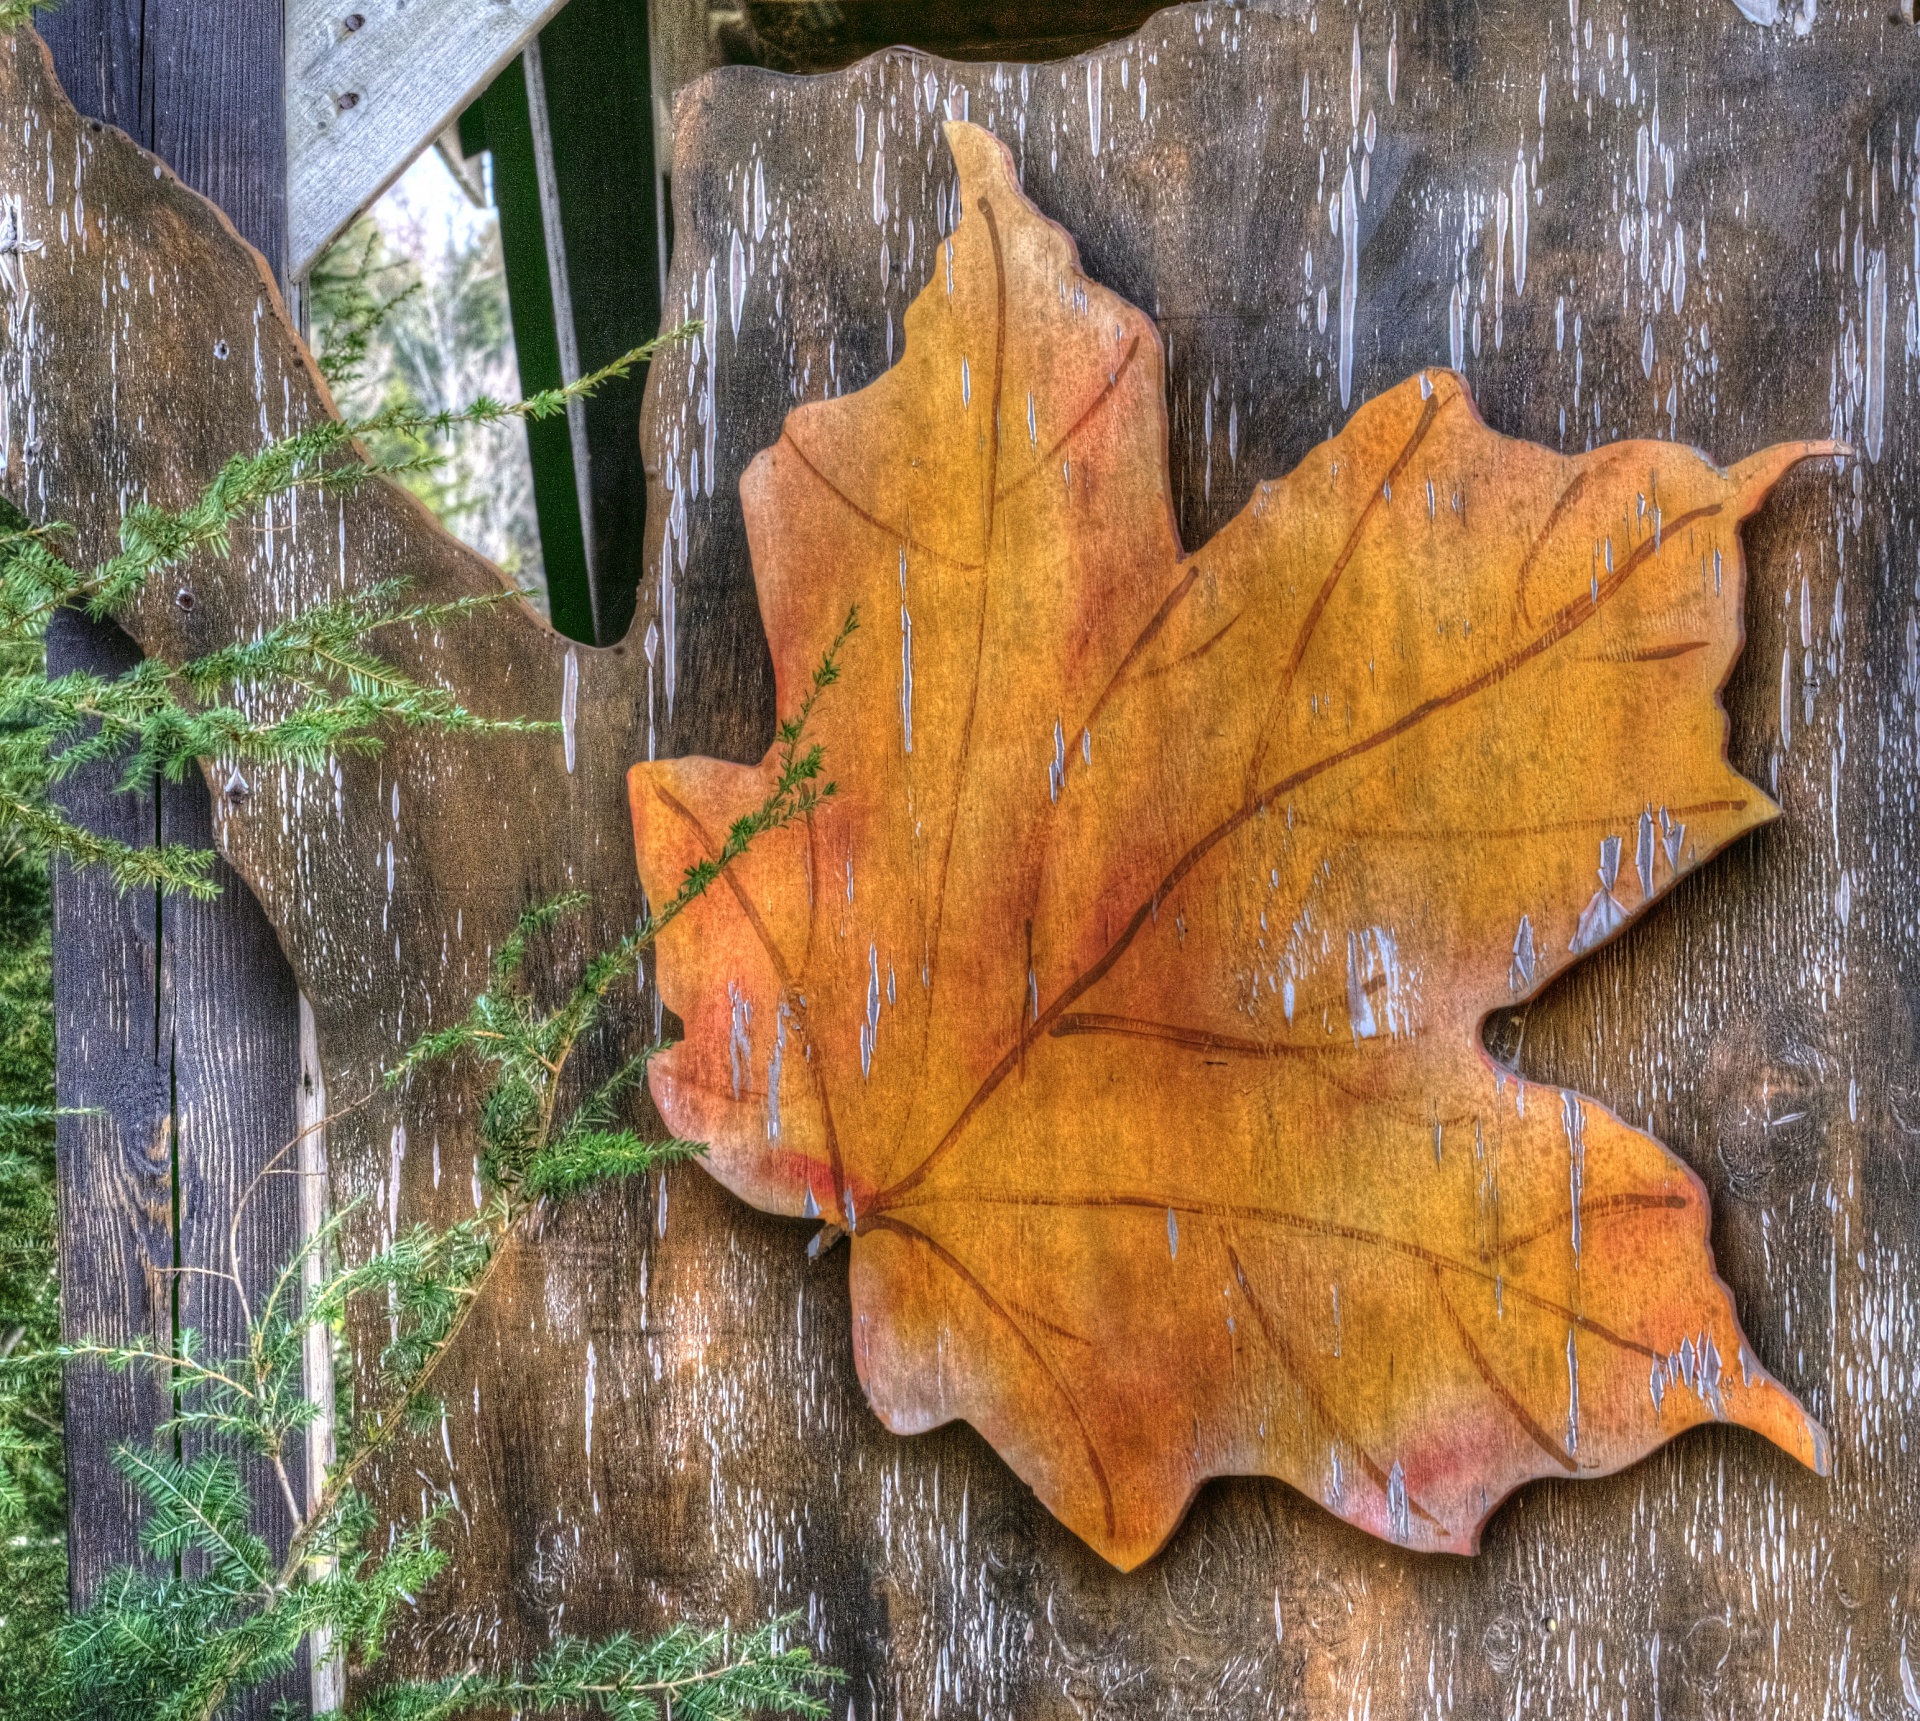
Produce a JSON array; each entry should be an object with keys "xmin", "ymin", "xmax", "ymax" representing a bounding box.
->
[{"xmin": 309, "ymin": 148, "xmax": 548, "ymax": 613}]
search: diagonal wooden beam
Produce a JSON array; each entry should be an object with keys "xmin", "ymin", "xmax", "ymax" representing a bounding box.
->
[{"xmin": 285, "ymin": 0, "xmax": 569, "ymax": 279}]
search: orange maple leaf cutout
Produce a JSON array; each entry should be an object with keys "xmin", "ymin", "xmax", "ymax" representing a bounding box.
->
[{"xmin": 630, "ymin": 121, "xmax": 1834, "ymax": 1567}]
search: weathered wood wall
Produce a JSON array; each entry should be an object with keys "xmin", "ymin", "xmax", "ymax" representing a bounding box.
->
[
  {"xmin": 628, "ymin": 9, "xmax": 1920, "ymax": 1710},
  {"xmin": 10, "ymin": 1, "xmax": 1920, "ymax": 1714}
]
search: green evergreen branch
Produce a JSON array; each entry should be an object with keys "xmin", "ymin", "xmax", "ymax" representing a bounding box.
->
[
  {"xmin": 343, "ymin": 606, "xmax": 857, "ymax": 1493},
  {"xmin": 0, "ymin": 320, "xmax": 695, "ymax": 897},
  {"xmin": 0, "ymin": 1416, "xmax": 41, "ymax": 1523},
  {"xmin": 12, "ymin": 609, "xmax": 854, "ymax": 1719},
  {"xmin": 48, "ymin": 1338, "xmax": 257, "ymax": 1407},
  {"xmin": 0, "ymin": 850, "xmax": 62, "ymax": 1713},
  {"xmin": 296, "ymin": 619, "xmax": 851, "ymax": 1715},
  {"xmin": 352, "ymin": 1618, "xmax": 830, "ymax": 1720},
  {"xmin": 113, "ymin": 1448, "xmax": 273, "ymax": 1589},
  {"xmin": 359, "ymin": 327, "xmax": 700, "ymax": 444},
  {"xmin": 0, "ymin": 791, "xmax": 217, "ymax": 895},
  {"xmin": 645, "ymin": 608, "xmax": 857, "ymax": 917},
  {"xmin": 0, "ymin": 75, "xmax": 807, "ymax": 1695}
]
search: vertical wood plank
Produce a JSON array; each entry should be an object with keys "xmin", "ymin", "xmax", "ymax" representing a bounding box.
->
[
  {"xmin": 162, "ymin": 778, "xmax": 304, "ymax": 1719},
  {"xmin": 141, "ymin": 0, "xmax": 285, "ymax": 282},
  {"xmin": 41, "ymin": 0, "xmax": 285, "ymax": 277},
  {"xmin": 46, "ymin": 614, "xmax": 171, "ymax": 1604},
  {"xmin": 160, "ymin": 778, "xmax": 302, "ymax": 1559},
  {"xmin": 297, "ymin": 997, "xmax": 343, "ymax": 1714},
  {"xmin": 39, "ymin": 11, "xmax": 303, "ymax": 1713},
  {"xmin": 30, "ymin": 0, "xmax": 142, "ymax": 142}
]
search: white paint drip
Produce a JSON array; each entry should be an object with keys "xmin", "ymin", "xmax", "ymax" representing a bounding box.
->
[
  {"xmin": 766, "ymin": 1001, "xmax": 790, "ymax": 1140},
  {"xmin": 728, "ymin": 982, "xmax": 752, "ymax": 1098},
  {"xmin": 1865, "ymin": 247, "xmax": 1887, "ymax": 461},
  {"xmin": 1563, "ymin": 1092, "xmax": 1586, "ymax": 1262},
  {"xmin": 561, "ymin": 645, "xmax": 578, "ymax": 774},
  {"xmin": 1509, "ymin": 914, "xmax": 1536, "ymax": 991},
  {"xmin": 1571, "ymin": 835, "xmax": 1628, "ymax": 950},
  {"xmin": 1386, "ymin": 1460, "xmax": 1410, "ymax": 1540},
  {"xmin": 1339, "ymin": 161, "xmax": 1359, "ymax": 409},
  {"xmin": 387, "ymin": 1124, "xmax": 406, "ymax": 1239},
  {"xmin": 861, "ymin": 943, "xmax": 881, "ymax": 1078},
  {"xmin": 1566, "ymin": 1326, "xmax": 1581, "ymax": 1453},
  {"xmin": 1511, "ymin": 153, "xmax": 1529, "ymax": 294},
  {"xmin": 584, "ymin": 1340, "xmax": 597, "ymax": 1459}
]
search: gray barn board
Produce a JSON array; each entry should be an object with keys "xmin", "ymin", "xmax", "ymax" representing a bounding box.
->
[
  {"xmin": 9, "ymin": 2, "xmax": 1920, "ymax": 1715},
  {"xmin": 284, "ymin": 0, "xmax": 567, "ymax": 280}
]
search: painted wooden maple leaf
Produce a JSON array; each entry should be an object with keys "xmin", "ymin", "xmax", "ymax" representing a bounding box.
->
[{"xmin": 629, "ymin": 121, "xmax": 1832, "ymax": 1567}]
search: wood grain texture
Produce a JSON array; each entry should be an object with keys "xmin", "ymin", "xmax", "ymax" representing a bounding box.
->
[
  {"xmin": 42, "ymin": 0, "xmax": 285, "ymax": 280},
  {"xmin": 629, "ymin": 115, "xmax": 1834, "ymax": 1568},
  {"xmin": 629, "ymin": 7, "xmax": 1918, "ymax": 1710},
  {"xmin": 0, "ymin": 19, "xmax": 667, "ymax": 1694},
  {"xmin": 285, "ymin": 0, "xmax": 567, "ymax": 278},
  {"xmin": 47, "ymin": 613, "xmax": 174, "ymax": 1602},
  {"xmin": 161, "ymin": 775, "xmax": 303, "ymax": 1591},
  {"xmin": 35, "ymin": 16, "xmax": 303, "ymax": 1716},
  {"xmin": 648, "ymin": 0, "xmax": 725, "ymax": 171},
  {"xmin": 10, "ymin": 1, "xmax": 1920, "ymax": 1714}
]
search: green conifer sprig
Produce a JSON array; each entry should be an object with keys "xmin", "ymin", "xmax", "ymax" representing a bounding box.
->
[
  {"xmin": 9, "ymin": 610, "xmax": 856, "ymax": 1719},
  {"xmin": 668, "ymin": 609, "xmax": 855, "ymax": 908},
  {"xmin": 349, "ymin": 605, "xmax": 857, "ymax": 1480},
  {"xmin": 0, "ymin": 1414, "xmax": 39, "ymax": 1519},
  {"xmin": 350, "ymin": 1621, "xmax": 831, "ymax": 1721},
  {"xmin": 0, "ymin": 14, "xmax": 732, "ymax": 1698},
  {"xmin": 0, "ymin": 321, "xmax": 694, "ymax": 899}
]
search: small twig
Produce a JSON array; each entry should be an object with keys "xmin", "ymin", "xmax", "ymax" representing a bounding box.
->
[{"xmin": 54, "ymin": 1343, "xmax": 256, "ymax": 1403}]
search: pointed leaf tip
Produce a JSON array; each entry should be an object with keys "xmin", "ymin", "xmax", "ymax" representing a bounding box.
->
[{"xmin": 1727, "ymin": 439, "xmax": 1849, "ymax": 517}]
